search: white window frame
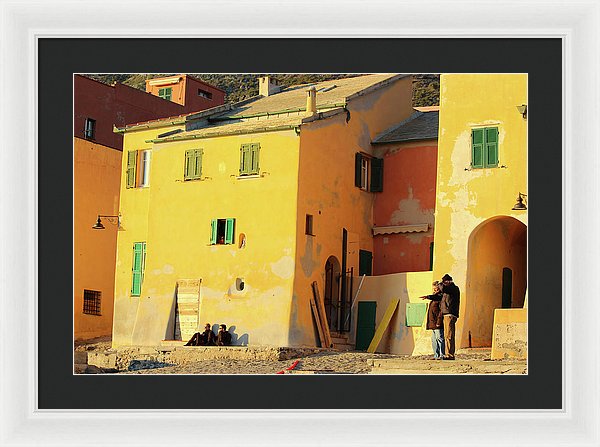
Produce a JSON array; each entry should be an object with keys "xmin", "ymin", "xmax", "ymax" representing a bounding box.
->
[
  {"xmin": 360, "ymin": 156, "xmax": 369, "ymax": 191},
  {"xmin": 140, "ymin": 150, "xmax": 151, "ymax": 187}
]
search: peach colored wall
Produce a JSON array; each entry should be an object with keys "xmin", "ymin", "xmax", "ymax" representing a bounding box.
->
[
  {"xmin": 74, "ymin": 137, "xmax": 121, "ymax": 340},
  {"xmin": 373, "ymin": 141, "xmax": 437, "ymax": 274},
  {"xmin": 290, "ymin": 76, "xmax": 415, "ymax": 346}
]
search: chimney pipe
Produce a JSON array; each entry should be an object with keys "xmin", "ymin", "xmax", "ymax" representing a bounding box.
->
[
  {"xmin": 258, "ymin": 76, "xmax": 281, "ymax": 97},
  {"xmin": 306, "ymin": 86, "xmax": 317, "ymax": 114}
]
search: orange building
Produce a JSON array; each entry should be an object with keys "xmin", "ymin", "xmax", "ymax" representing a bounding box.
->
[
  {"xmin": 145, "ymin": 75, "xmax": 225, "ymax": 113},
  {"xmin": 371, "ymin": 108, "xmax": 439, "ymax": 275},
  {"xmin": 74, "ymin": 74, "xmax": 224, "ymax": 341}
]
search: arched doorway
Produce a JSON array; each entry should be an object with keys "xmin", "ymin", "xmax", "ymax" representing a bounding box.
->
[
  {"xmin": 462, "ymin": 216, "xmax": 527, "ymax": 348},
  {"xmin": 324, "ymin": 256, "xmax": 341, "ymax": 331}
]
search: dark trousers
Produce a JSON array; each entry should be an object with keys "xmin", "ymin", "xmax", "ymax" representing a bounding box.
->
[{"xmin": 443, "ymin": 315, "xmax": 457, "ymax": 358}]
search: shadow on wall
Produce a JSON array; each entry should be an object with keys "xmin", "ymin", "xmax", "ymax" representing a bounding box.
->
[{"xmin": 165, "ymin": 284, "xmax": 180, "ymax": 341}]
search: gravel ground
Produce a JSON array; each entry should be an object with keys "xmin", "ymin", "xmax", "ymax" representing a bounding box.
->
[{"xmin": 119, "ymin": 351, "xmax": 402, "ymax": 375}]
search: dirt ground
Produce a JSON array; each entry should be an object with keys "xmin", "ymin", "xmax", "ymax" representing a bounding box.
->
[{"xmin": 75, "ymin": 338, "xmax": 526, "ymax": 375}]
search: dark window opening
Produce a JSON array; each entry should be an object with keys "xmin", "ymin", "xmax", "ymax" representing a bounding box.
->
[
  {"xmin": 305, "ymin": 214, "xmax": 314, "ymax": 235},
  {"xmin": 211, "ymin": 218, "xmax": 235, "ymax": 245},
  {"xmin": 83, "ymin": 289, "xmax": 101, "ymax": 315},
  {"xmin": 198, "ymin": 89, "xmax": 213, "ymax": 99},
  {"xmin": 84, "ymin": 118, "xmax": 96, "ymax": 140}
]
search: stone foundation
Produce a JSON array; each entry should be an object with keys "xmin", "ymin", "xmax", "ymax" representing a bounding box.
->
[{"xmin": 490, "ymin": 308, "xmax": 527, "ymax": 360}]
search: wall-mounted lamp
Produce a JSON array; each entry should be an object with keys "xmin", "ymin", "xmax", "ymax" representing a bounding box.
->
[
  {"xmin": 512, "ymin": 193, "xmax": 527, "ymax": 211},
  {"xmin": 516, "ymin": 104, "xmax": 527, "ymax": 119},
  {"xmin": 92, "ymin": 214, "xmax": 122, "ymax": 230}
]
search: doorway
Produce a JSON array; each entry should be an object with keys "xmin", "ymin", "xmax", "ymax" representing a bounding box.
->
[
  {"xmin": 324, "ymin": 256, "xmax": 341, "ymax": 331},
  {"xmin": 463, "ymin": 216, "xmax": 527, "ymax": 347},
  {"xmin": 356, "ymin": 301, "xmax": 377, "ymax": 351}
]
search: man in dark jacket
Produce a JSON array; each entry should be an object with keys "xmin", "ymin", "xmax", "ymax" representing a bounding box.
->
[
  {"xmin": 440, "ymin": 274, "xmax": 460, "ymax": 360},
  {"xmin": 216, "ymin": 324, "xmax": 232, "ymax": 346},
  {"xmin": 185, "ymin": 323, "xmax": 216, "ymax": 346},
  {"xmin": 420, "ymin": 281, "xmax": 445, "ymax": 359}
]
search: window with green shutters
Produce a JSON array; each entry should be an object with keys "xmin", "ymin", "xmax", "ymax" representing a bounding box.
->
[
  {"xmin": 471, "ymin": 127, "xmax": 499, "ymax": 168},
  {"xmin": 210, "ymin": 218, "xmax": 235, "ymax": 245},
  {"xmin": 354, "ymin": 152, "xmax": 384, "ymax": 192},
  {"xmin": 126, "ymin": 150, "xmax": 137, "ymax": 188},
  {"xmin": 239, "ymin": 143, "xmax": 260, "ymax": 176},
  {"xmin": 158, "ymin": 87, "xmax": 172, "ymax": 100},
  {"xmin": 184, "ymin": 149, "xmax": 203, "ymax": 180},
  {"xmin": 131, "ymin": 242, "xmax": 146, "ymax": 296}
]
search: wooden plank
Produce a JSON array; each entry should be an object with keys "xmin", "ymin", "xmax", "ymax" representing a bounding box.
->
[
  {"xmin": 310, "ymin": 296, "xmax": 326, "ymax": 348},
  {"xmin": 312, "ymin": 281, "xmax": 333, "ymax": 348},
  {"xmin": 367, "ymin": 298, "xmax": 400, "ymax": 353}
]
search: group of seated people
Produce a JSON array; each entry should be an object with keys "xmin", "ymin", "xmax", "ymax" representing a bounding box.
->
[{"xmin": 184, "ymin": 323, "xmax": 232, "ymax": 346}]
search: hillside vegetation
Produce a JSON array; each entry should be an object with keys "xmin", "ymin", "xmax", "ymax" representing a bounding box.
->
[{"xmin": 85, "ymin": 73, "xmax": 439, "ymax": 107}]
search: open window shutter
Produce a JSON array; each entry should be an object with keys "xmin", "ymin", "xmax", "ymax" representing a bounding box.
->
[
  {"xmin": 370, "ymin": 157, "xmax": 384, "ymax": 192},
  {"xmin": 210, "ymin": 219, "xmax": 218, "ymax": 244},
  {"xmin": 184, "ymin": 150, "xmax": 192, "ymax": 179},
  {"xmin": 195, "ymin": 149, "xmax": 203, "ymax": 178},
  {"xmin": 239, "ymin": 145, "xmax": 247, "ymax": 175},
  {"xmin": 225, "ymin": 218, "xmax": 235, "ymax": 244},
  {"xmin": 355, "ymin": 153, "xmax": 362, "ymax": 187},
  {"xmin": 471, "ymin": 129, "xmax": 484, "ymax": 168},
  {"xmin": 485, "ymin": 127, "xmax": 499, "ymax": 167},
  {"xmin": 131, "ymin": 242, "xmax": 143, "ymax": 295},
  {"xmin": 141, "ymin": 242, "xmax": 147, "ymax": 284},
  {"xmin": 251, "ymin": 143, "xmax": 260, "ymax": 174},
  {"xmin": 126, "ymin": 151, "xmax": 137, "ymax": 188}
]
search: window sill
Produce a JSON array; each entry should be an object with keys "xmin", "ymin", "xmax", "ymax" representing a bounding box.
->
[{"xmin": 236, "ymin": 174, "xmax": 261, "ymax": 180}]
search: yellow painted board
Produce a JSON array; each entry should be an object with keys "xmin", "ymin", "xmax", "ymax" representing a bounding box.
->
[
  {"xmin": 367, "ymin": 299, "xmax": 400, "ymax": 353},
  {"xmin": 310, "ymin": 296, "xmax": 326, "ymax": 348}
]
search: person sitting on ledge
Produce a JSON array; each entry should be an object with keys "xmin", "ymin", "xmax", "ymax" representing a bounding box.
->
[
  {"xmin": 216, "ymin": 324, "xmax": 232, "ymax": 346},
  {"xmin": 185, "ymin": 323, "xmax": 216, "ymax": 346}
]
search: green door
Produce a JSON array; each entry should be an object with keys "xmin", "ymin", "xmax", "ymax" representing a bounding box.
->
[
  {"xmin": 502, "ymin": 267, "xmax": 513, "ymax": 308},
  {"xmin": 356, "ymin": 301, "xmax": 377, "ymax": 351},
  {"xmin": 359, "ymin": 250, "xmax": 373, "ymax": 276}
]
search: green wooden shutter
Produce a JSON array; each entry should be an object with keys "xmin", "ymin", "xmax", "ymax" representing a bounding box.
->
[
  {"xmin": 406, "ymin": 303, "xmax": 428, "ymax": 327},
  {"xmin": 195, "ymin": 149, "xmax": 203, "ymax": 178},
  {"xmin": 126, "ymin": 151, "xmax": 137, "ymax": 188},
  {"xmin": 359, "ymin": 250, "xmax": 373, "ymax": 276},
  {"xmin": 131, "ymin": 242, "xmax": 143, "ymax": 296},
  {"xmin": 355, "ymin": 153, "xmax": 362, "ymax": 187},
  {"xmin": 239, "ymin": 144, "xmax": 248, "ymax": 175},
  {"xmin": 183, "ymin": 151, "xmax": 193, "ymax": 180},
  {"xmin": 485, "ymin": 127, "xmax": 499, "ymax": 167},
  {"xmin": 250, "ymin": 143, "xmax": 260, "ymax": 174},
  {"xmin": 225, "ymin": 218, "xmax": 235, "ymax": 244},
  {"xmin": 370, "ymin": 157, "xmax": 384, "ymax": 192},
  {"xmin": 210, "ymin": 219, "xmax": 218, "ymax": 244},
  {"xmin": 471, "ymin": 129, "xmax": 484, "ymax": 168}
]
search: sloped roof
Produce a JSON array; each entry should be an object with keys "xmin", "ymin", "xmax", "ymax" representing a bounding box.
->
[
  {"xmin": 372, "ymin": 110, "xmax": 439, "ymax": 144},
  {"xmin": 224, "ymin": 74, "xmax": 407, "ymax": 117},
  {"xmin": 150, "ymin": 74, "xmax": 409, "ymax": 142}
]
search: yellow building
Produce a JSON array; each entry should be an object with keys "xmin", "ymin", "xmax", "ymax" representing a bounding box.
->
[
  {"xmin": 432, "ymin": 74, "xmax": 528, "ymax": 351},
  {"xmin": 112, "ymin": 74, "xmax": 415, "ymax": 348}
]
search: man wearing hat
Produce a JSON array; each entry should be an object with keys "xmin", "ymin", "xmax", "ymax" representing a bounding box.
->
[{"xmin": 440, "ymin": 274, "xmax": 460, "ymax": 360}]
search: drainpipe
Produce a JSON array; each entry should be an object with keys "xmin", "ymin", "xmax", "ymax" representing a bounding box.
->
[{"xmin": 340, "ymin": 228, "xmax": 348, "ymax": 333}]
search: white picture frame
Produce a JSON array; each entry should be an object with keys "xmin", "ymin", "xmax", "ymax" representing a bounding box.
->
[{"xmin": 1, "ymin": 0, "xmax": 598, "ymax": 445}]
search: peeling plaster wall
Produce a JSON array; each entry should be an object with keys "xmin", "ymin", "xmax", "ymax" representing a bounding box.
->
[
  {"xmin": 373, "ymin": 140, "xmax": 438, "ymax": 274},
  {"xmin": 432, "ymin": 74, "xmax": 528, "ymax": 349},
  {"xmin": 290, "ymin": 76, "xmax": 415, "ymax": 346},
  {"xmin": 113, "ymin": 127, "xmax": 300, "ymax": 347}
]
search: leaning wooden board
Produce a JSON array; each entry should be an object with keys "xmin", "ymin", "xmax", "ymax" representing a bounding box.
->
[
  {"xmin": 367, "ymin": 298, "xmax": 400, "ymax": 353},
  {"xmin": 309, "ymin": 296, "xmax": 326, "ymax": 348},
  {"xmin": 311, "ymin": 281, "xmax": 333, "ymax": 348}
]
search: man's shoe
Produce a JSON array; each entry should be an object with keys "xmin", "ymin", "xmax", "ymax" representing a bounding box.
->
[{"xmin": 442, "ymin": 356, "xmax": 455, "ymax": 360}]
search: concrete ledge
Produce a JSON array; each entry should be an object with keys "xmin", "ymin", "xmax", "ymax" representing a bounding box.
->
[{"xmin": 491, "ymin": 308, "xmax": 527, "ymax": 360}]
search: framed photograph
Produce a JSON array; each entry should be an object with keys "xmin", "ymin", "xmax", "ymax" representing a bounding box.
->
[{"xmin": 1, "ymin": 1, "xmax": 598, "ymax": 446}]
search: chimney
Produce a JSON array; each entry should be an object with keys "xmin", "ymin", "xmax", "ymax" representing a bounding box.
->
[
  {"xmin": 306, "ymin": 86, "xmax": 317, "ymax": 114},
  {"xmin": 258, "ymin": 76, "xmax": 281, "ymax": 97}
]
